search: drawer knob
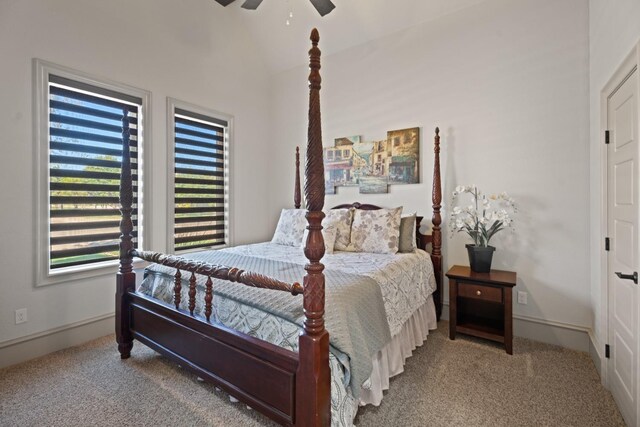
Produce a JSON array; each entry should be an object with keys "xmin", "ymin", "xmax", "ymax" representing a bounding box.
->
[{"xmin": 476, "ymin": 290, "xmax": 481, "ymax": 296}]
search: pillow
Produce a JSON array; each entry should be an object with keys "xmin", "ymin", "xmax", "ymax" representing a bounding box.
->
[
  {"xmin": 347, "ymin": 207, "xmax": 402, "ymax": 254},
  {"xmin": 325, "ymin": 208, "xmax": 354, "ymax": 251},
  {"xmin": 300, "ymin": 215, "xmax": 340, "ymax": 254},
  {"xmin": 271, "ymin": 209, "xmax": 307, "ymax": 246},
  {"xmin": 398, "ymin": 213, "xmax": 417, "ymax": 253}
]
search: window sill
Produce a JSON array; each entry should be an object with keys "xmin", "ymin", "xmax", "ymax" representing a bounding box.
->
[{"xmin": 36, "ymin": 258, "xmax": 149, "ymax": 288}]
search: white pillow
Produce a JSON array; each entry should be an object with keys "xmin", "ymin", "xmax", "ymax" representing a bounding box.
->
[
  {"xmin": 271, "ymin": 209, "xmax": 307, "ymax": 246},
  {"xmin": 346, "ymin": 207, "xmax": 403, "ymax": 254},
  {"xmin": 301, "ymin": 216, "xmax": 339, "ymax": 254},
  {"xmin": 325, "ymin": 208, "xmax": 354, "ymax": 251}
]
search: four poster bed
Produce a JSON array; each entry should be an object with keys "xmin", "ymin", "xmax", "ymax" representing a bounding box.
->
[{"xmin": 115, "ymin": 29, "xmax": 443, "ymax": 427}]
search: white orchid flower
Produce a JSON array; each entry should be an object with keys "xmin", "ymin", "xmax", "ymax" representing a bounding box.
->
[{"xmin": 449, "ymin": 185, "xmax": 516, "ymax": 243}]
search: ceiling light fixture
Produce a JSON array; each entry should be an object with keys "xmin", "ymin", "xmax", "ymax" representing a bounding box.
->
[{"xmin": 213, "ymin": 0, "xmax": 336, "ymax": 17}]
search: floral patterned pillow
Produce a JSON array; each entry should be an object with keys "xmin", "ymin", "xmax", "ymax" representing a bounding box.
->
[
  {"xmin": 325, "ymin": 208, "xmax": 354, "ymax": 251},
  {"xmin": 271, "ymin": 209, "xmax": 307, "ymax": 246},
  {"xmin": 300, "ymin": 216, "xmax": 339, "ymax": 254},
  {"xmin": 346, "ymin": 207, "xmax": 402, "ymax": 254}
]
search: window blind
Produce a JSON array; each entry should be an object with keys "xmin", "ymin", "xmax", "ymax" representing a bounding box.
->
[
  {"xmin": 48, "ymin": 76, "xmax": 141, "ymax": 270},
  {"xmin": 174, "ymin": 108, "xmax": 228, "ymax": 251}
]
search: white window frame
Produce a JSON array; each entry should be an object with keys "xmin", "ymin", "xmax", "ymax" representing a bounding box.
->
[
  {"xmin": 34, "ymin": 59, "xmax": 152, "ymax": 287},
  {"xmin": 166, "ymin": 97, "xmax": 234, "ymax": 254}
]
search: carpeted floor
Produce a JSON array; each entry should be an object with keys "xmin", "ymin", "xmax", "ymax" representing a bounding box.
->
[{"xmin": 0, "ymin": 323, "xmax": 625, "ymax": 427}]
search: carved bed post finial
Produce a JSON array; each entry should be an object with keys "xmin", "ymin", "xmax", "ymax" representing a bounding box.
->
[
  {"xmin": 431, "ymin": 127, "xmax": 443, "ymax": 319},
  {"xmin": 297, "ymin": 28, "xmax": 331, "ymax": 427},
  {"xmin": 116, "ymin": 107, "xmax": 136, "ymax": 359},
  {"xmin": 294, "ymin": 146, "xmax": 302, "ymax": 209},
  {"xmin": 305, "ymin": 28, "xmax": 324, "ymax": 212}
]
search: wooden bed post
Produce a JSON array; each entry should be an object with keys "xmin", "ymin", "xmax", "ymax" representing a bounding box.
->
[
  {"xmin": 294, "ymin": 146, "xmax": 302, "ymax": 209},
  {"xmin": 431, "ymin": 127, "xmax": 443, "ymax": 320},
  {"xmin": 116, "ymin": 108, "xmax": 136, "ymax": 359},
  {"xmin": 296, "ymin": 28, "xmax": 331, "ymax": 426}
]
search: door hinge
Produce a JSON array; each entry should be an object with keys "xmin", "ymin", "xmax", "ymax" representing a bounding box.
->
[
  {"xmin": 605, "ymin": 237, "xmax": 610, "ymax": 251},
  {"xmin": 605, "ymin": 344, "xmax": 610, "ymax": 358},
  {"xmin": 605, "ymin": 130, "xmax": 610, "ymax": 144}
]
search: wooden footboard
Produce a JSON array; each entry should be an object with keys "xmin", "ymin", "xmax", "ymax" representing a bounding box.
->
[{"xmin": 129, "ymin": 292, "xmax": 299, "ymax": 424}]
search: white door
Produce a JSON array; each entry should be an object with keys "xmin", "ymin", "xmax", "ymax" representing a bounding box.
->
[{"xmin": 608, "ymin": 67, "xmax": 639, "ymax": 427}]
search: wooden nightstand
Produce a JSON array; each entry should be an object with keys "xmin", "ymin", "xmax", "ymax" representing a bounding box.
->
[{"xmin": 446, "ymin": 265, "xmax": 517, "ymax": 354}]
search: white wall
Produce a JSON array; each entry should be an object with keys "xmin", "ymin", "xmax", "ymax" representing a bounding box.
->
[
  {"xmin": 271, "ymin": 0, "xmax": 591, "ymax": 334},
  {"xmin": 588, "ymin": 0, "xmax": 640, "ymax": 360},
  {"xmin": 0, "ymin": 0, "xmax": 273, "ymax": 347}
]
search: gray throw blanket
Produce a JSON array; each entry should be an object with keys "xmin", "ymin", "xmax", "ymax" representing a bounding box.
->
[{"xmin": 139, "ymin": 251, "xmax": 392, "ymax": 398}]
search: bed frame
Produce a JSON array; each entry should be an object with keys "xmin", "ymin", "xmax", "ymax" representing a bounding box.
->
[{"xmin": 115, "ymin": 29, "xmax": 442, "ymax": 427}]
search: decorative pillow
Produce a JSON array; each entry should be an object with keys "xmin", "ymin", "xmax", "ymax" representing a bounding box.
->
[
  {"xmin": 325, "ymin": 208, "xmax": 354, "ymax": 251},
  {"xmin": 398, "ymin": 213, "xmax": 417, "ymax": 253},
  {"xmin": 347, "ymin": 207, "xmax": 402, "ymax": 254},
  {"xmin": 271, "ymin": 209, "xmax": 307, "ymax": 246},
  {"xmin": 301, "ymin": 215, "xmax": 339, "ymax": 254}
]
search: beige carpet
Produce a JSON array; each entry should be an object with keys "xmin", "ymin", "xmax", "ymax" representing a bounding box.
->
[{"xmin": 0, "ymin": 323, "xmax": 624, "ymax": 427}]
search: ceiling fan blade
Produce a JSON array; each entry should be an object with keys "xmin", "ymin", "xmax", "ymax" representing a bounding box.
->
[
  {"xmin": 309, "ymin": 0, "xmax": 335, "ymax": 16},
  {"xmin": 241, "ymin": 0, "xmax": 264, "ymax": 10},
  {"xmin": 214, "ymin": 0, "xmax": 236, "ymax": 6}
]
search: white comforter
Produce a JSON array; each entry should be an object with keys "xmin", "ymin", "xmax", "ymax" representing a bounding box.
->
[{"xmin": 224, "ymin": 243, "xmax": 437, "ymax": 336}]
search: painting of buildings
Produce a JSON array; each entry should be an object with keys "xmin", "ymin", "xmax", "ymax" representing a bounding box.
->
[
  {"xmin": 324, "ymin": 136, "xmax": 369, "ymax": 193},
  {"xmin": 324, "ymin": 128, "xmax": 420, "ymax": 194},
  {"xmin": 387, "ymin": 127, "xmax": 420, "ymax": 184}
]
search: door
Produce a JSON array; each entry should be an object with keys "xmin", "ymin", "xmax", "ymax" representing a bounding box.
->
[{"xmin": 608, "ymin": 66, "xmax": 639, "ymax": 427}]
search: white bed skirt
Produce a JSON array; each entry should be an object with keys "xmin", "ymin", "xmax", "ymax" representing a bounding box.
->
[{"xmin": 358, "ymin": 295, "xmax": 438, "ymax": 406}]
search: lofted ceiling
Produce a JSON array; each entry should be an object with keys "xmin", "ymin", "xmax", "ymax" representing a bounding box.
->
[{"xmin": 220, "ymin": 0, "xmax": 488, "ymax": 72}]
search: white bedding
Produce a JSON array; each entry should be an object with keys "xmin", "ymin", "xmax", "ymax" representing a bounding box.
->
[{"xmin": 224, "ymin": 243, "xmax": 437, "ymax": 337}]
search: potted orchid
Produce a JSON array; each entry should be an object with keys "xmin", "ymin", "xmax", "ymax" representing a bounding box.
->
[{"xmin": 449, "ymin": 185, "xmax": 516, "ymax": 272}]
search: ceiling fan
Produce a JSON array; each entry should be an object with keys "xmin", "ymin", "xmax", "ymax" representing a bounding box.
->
[{"xmin": 214, "ymin": 0, "xmax": 336, "ymax": 17}]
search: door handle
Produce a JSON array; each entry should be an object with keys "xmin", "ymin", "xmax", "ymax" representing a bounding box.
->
[{"xmin": 615, "ymin": 271, "xmax": 638, "ymax": 284}]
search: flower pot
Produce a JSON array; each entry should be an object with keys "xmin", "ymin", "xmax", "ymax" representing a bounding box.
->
[{"xmin": 466, "ymin": 244, "xmax": 495, "ymax": 273}]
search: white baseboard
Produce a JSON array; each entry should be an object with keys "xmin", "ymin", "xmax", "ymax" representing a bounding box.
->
[
  {"xmin": 441, "ymin": 302, "xmax": 590, "ymax": 352},
  {"xmin": 0, "ymin": 313, "xmax": 114, "ymax": 369},
  {"xmin": 1, "ymin": 306, "xmax": 594, "ymax": 369},
  {"xmin": 588, "ymin": 330, "xmax": 603, "ymax": 379}
]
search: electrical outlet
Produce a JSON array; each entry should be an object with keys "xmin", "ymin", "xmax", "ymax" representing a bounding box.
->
[
  {"xmin": 15, "ymin": 308, "xmax": 28, "ymax": 324},
  {"xmin": 517, "ymin": 291, "xmax": 528, "ymax": 305}
]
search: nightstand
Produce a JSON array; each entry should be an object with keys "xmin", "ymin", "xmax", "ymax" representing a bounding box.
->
[{"xmin": 446, "ymin": 265, "xmax": 517, "ymax": 354}]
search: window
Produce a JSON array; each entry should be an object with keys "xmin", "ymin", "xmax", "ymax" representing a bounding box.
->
[
  {"xmin": 35, "ymin": 60, "xmax": 149, "ymax": 285},
  {"xmin": 168, "ymin": 99, "xmax": 231, "ymax": 252}
]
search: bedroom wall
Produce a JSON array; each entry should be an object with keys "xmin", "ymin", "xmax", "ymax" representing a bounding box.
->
[
  {"xmin": 588, "ymin": 0, "xmax": 640, "ymax": 368},
  {"xmin": 0, "ymin": 0, "xmax": 272, "ymax": 366},
  {"xmin": 269, "ymin": 0, "xmax": 591, "ymax": 348}
]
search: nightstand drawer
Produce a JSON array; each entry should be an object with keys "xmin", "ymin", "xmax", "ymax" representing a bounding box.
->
[{"xmin": 458, "ymin": 283, "xmax": 502, "ymax": 303}]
